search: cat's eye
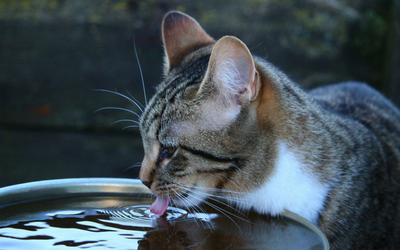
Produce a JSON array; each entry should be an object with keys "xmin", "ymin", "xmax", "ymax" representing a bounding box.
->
[
  {"xmin": 161, "ymin": 146, "xmax": 177, "ymax": 159},
  {"xmin": 167, "ymin": 146, "xmax": 176, "ymax": 154}
]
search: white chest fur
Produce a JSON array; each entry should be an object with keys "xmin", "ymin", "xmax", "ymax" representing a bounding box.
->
[{"xmin": 237, "ymin": 141, "xmax": 329, "ymax": 224}]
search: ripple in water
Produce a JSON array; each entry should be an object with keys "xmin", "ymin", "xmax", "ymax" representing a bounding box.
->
[{"xmin": 97, "ymin": 205, "xmax": 189, "ymax": 222}]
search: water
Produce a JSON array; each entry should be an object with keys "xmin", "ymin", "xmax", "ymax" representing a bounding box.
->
[
  {"xmin": 97, "ymin": 205, "xmax": 190, "ymax": 223},
  {"xmin": 0, "ymin": 196, "xmax": 326, "ymax": 250}
]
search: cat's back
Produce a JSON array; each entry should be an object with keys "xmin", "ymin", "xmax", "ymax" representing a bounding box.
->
[
  {"xmin": 310, "ymin": 82, "xmax": 400, "ymax": 249},
  {"xmin": 310, "ymin": 81, "xmax": 400, "ymax": 177},
  {"xmin": 310, "ymin": 82, "xmax": 400, "ymax": 142}
]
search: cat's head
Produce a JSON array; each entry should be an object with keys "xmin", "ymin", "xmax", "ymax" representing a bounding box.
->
[{"xmin": 139, "ymin": 11, "xmax": 274, "ymax": 215}]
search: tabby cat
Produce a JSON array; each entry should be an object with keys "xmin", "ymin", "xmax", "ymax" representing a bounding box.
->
[{"xmin": 138, "ymin": 11, "xmax": 400, "ymax": 249}]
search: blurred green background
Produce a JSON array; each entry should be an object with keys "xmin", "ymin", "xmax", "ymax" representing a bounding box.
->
[{"xmin": 0, "ymin": 0, "xmax": 399, "ymax": 187}]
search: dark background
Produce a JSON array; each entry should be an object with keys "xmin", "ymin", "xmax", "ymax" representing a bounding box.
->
[{"xmin": 1, "ymin": 0, "xmax": 399, "ymax": 187}]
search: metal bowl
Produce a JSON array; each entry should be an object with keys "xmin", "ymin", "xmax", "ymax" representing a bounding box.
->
[{"xmin": 0, "ymin": 178, "xmax": 329, "ymax": 250}]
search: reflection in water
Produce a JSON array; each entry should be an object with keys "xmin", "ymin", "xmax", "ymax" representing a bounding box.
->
[{"xmin": 0, "ymin": 197, "xmax": 325, "ymax": 250}]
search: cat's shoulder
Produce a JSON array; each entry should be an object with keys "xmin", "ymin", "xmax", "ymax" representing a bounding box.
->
[
  {"xmin": 310, "ymin": 81, "xmax": 382, "ymax": 101},
  {"xmin": 310, "ymin": 81, "xmax": 399, "ymax": 115}
]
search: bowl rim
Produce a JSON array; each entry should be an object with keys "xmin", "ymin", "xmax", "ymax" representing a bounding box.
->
[{"xmin": 0, "ymin": 178, "xmax": 150, "ymax": 206}]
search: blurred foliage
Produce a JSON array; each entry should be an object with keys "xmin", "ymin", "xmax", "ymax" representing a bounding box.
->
[
  {"xmin": 350, "ymin": 8, "xmax": 389, "ymax": 65},
  {"xmin": 0, "ymin": 0, "xmax": 394, "ymax": 68},
  {"xmin": 0, "ymin": 0, "xmax": 138, "ymax": 24}
]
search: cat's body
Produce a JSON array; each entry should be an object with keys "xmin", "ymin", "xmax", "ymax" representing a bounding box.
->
[{"xmin": 139, "ymin": 11, "xmax": 400, "ymax": 249}]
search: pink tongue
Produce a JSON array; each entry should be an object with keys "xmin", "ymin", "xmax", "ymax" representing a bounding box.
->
[{"xmin": 150, "ymin": 196, "xmax": 170, "ymax": 216}]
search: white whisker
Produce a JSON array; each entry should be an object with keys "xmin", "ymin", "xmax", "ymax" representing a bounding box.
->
[
  {"xmin": 174, "ymin": 182, "xmax": 248, "ymax": 208},
  {"xmin": 170, "ymin": 182, "xmax": 251, "ymax": 231},
  {"xmin": 93, "ymin": 89, "xmax": 144, "ymax": 113},
  {"xmin": 173, "ymin": 189, "xmax": 215, "ymax": 230},
  {"xmin": 178, "ymin": 185, "xmax": 250, "ymax": 222},
  {"xmin": 95, "ymin": 107, "xmax": 141, "ymax": 119},
  {"xmin": 178, "ymin": 182, "xmax": 245, "ymax": 196},
  {"xmin": 172, "ymin": 190, "xmax": 201, "ymax": 227},
  {"xmin": 126, "ymin": 90, "xmax": 145, "ymax": 109},
  {"xmin": 133, "ymin": 40, "xmax": 147, "ymax": 106},
  {"xmin": 122, "ymin": 125, "xmax": 140, "ymax": 130},
  {"xmin": 112, "ymin": 119, "xmax": 140, "ymax": 125},
  {"xmin": 124, "ymin": 162, "xmax": 142, "ymax": 172},
  {"xmin": 230, "ymin": 163, "xmax": 251, "ymax": 177},
  {"xmin": 200, "ymin": 199, "xmax": 244, "ymax": 232}
]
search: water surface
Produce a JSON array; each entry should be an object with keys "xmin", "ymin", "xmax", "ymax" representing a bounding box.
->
[{"xmin": 0, "ymin": 196, "xmax": 325, "ymax": 249}]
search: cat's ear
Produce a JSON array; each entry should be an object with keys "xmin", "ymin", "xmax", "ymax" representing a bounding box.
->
[
  {"xmin": 202, "ymin": 36, "xmax": 259, "ymax": 103},
  {"xmin": 162, "ymin": 11, "xmax": 214, "ymax": 73},
  {"xmin": 198, "ymin": 36, "xmax": 260, "ymax": 129}
]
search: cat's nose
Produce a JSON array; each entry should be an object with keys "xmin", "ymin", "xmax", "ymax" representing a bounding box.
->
[
  {"xmin": 139, "ymin": 158, "xmax": 155, "ymax": 190},
  {"xmin": 141, "ymin": 180, "xmax": 152, "ymax": 189}
]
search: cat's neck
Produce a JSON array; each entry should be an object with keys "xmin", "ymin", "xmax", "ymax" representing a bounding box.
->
[
  {"xmin": 255, "ymin": 59, "xmax": 352, "ymax": 174},
  {"xmin": 234, "ymin": 60, "xmax": 363, "ymax": 222},
  {"xmin": 238, "ymin": 141, "xmax": 329, "ymax": 223}
]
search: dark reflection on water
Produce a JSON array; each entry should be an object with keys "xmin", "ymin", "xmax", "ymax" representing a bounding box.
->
[{"xmin": 0, "ymin": 196, "xmax": 325, "ymax": 250}]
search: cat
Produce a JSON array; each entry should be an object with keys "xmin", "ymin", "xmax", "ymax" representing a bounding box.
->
[{"xmin": 138, "ymin": 11, "xmax": 400, "ymax": 250}]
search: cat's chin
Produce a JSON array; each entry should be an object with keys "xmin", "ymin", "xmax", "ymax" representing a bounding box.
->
[
  {"xmin": 172, "ymin": 196, "xmax": 203, "ymax": 209},
  {"xmin": 171, "ymin": 186, "xmax": 210, "ymax": 210}
]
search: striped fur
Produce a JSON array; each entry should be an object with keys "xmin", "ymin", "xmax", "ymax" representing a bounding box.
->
[{"xmin": 139, "ymin": 11, "xmax": 400, "ymax": 250}]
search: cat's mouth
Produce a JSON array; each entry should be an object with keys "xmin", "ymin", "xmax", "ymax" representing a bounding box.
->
[
  {"xmin": 150, "ymin": 191, "xmax": 192, "ymax": 216},
  {"xmin": 150, "ymin": 196, "xmax": 171, "ymax": 216},
  {"xmin": 150, "ymin": 190, "xmax": 191, "ymax": 216},
  {"xmin": 150, "ymin": 186, "xmax": 207, "ymax": 216}
]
